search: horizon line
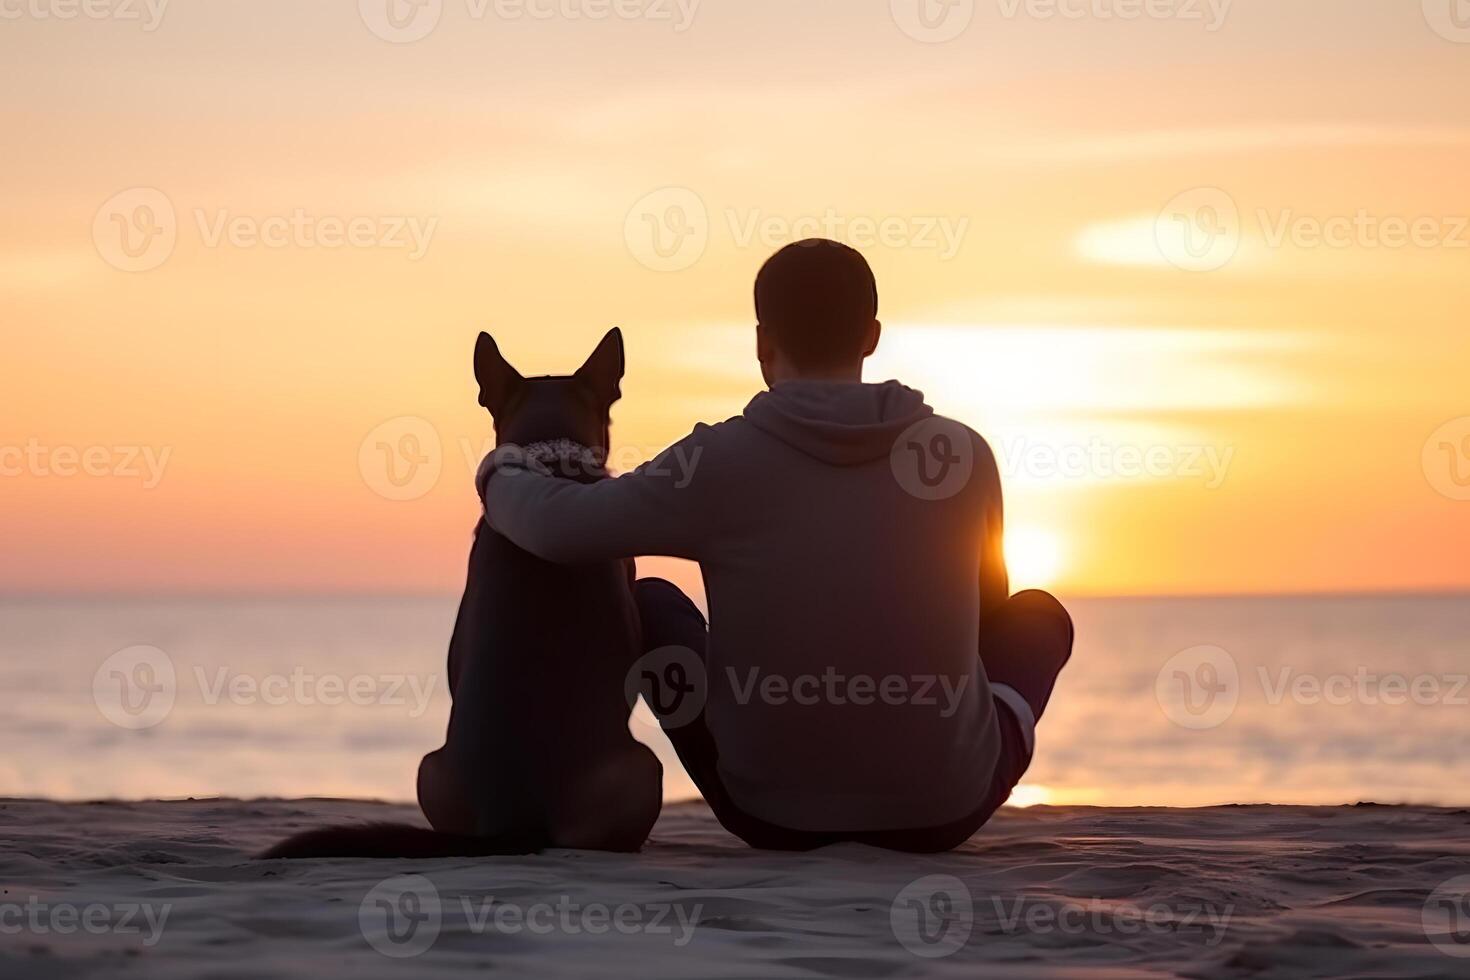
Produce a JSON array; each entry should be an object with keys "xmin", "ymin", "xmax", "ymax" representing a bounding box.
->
[{"xmin": 2, "ymin": 587, "xmax": 1467, "ymax": 603}]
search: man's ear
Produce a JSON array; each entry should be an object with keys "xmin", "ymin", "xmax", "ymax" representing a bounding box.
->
[
  {"xmin": 863, "ymin": 319, "xmax": 882, "ymax": 357},
  {"xmin": 575, "ymin": 327, "xmax": 624, "ymax": 407},
  {"xmin": 474, "ymin": 332, "xmax": 524, "ymax": 415}
]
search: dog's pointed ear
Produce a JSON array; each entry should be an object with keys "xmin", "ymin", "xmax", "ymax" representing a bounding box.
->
[
  {"xmin": 574, "ymin": 327, "xmax": 624, "ymax": 407},
  {"xmin": 474, "ymin": 332, "xmax": 524, "ymax": 416}
]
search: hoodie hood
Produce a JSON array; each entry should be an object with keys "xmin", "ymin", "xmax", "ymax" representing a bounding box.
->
[{"xmin": 743, "ymin": 380, "xmax": 934, "ymax": 466}]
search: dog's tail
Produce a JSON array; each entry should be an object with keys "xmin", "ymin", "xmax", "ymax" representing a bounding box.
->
[{"xmin": 258, "ymin": 823, "xmax": 545, "ymax": 860}]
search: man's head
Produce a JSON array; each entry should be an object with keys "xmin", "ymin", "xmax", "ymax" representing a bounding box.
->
[{"xmin": 754, "ymin": 239, "xmax": 881, "ymax": 385}]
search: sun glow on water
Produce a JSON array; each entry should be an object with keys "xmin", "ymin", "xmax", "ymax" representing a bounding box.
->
[{"xmin": 1006, "ymin": 784, "xmax": 1054, "ymax": 808}]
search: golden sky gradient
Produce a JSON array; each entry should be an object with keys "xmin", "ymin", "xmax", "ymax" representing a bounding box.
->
[{"xmin": 4, "ymin": 0, "xmax": 1468, "ymax": 596}]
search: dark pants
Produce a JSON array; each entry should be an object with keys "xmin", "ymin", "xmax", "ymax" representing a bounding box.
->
[{"xmin": 635, "ymin": 578, "xmax": 1073, "ymax": 853}]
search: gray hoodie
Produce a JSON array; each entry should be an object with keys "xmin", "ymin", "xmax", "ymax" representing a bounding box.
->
[{"xmin": 480, "ymin": 380, "xmax": 1009, "ymax": 832}]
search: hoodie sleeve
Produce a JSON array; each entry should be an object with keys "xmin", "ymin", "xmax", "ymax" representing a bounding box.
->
[{"xmin": 477, "ymin": 428, "xmax": 711, "ymax": 563}]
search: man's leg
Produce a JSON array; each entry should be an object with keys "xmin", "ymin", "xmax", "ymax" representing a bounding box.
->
[
  {"xmin": 631, "ymin": 578, "xmax": 723, "ymax": 801},
  {"xmin": 966, "ymin": 589, "xmax": 1073, "ymax": 831},
  {"xmin": 980, "ymin": 589, "xmax": 1074, "ymax": 721},
  {"xmin": 633, "ymin": 578, "xmax": 837, "ymax": 850}
]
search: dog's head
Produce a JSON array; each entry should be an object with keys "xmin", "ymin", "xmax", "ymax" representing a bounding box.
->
[{"xmin": 474, "ymin": 328, "xmax": 624, "ymax": 474}]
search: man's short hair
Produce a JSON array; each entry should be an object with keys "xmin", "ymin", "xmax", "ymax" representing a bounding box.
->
[{"xmin": 754, "ymin": 239, "xmax": 879, "ymax": 370}]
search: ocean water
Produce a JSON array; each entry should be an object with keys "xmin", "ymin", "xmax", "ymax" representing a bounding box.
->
[{"xmin": 1, "ymin": 594, "xmax": 1466, "ymax": 807}]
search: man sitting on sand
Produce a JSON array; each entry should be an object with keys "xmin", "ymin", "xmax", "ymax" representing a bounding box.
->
[{"xmin": 478, "ymin": 239, "xmax": 1073, "ymax": 851}]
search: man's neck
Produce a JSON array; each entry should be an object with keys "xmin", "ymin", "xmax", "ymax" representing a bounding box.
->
[{"xmin": 770, "ymin": 363, "xmax": 866, "ymax": 385}]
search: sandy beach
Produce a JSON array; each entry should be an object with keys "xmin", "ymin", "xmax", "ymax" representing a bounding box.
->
[{"xmin": 3, "ymin": 798, "xmax": 1467, "ymax": 978}]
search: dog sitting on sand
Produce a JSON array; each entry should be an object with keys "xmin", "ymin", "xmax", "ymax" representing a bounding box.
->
[{"xmin": 262, "ymin": 329, "xmax": 662, "ymax": 858}]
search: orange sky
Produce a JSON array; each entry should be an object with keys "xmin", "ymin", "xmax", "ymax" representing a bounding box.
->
[{"xmin": 3, "ymin": 0, "xmax": 1468, "ymax": 597}]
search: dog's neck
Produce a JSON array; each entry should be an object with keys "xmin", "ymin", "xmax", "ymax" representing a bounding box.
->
[{"xmin": 515, "ymin": 439, "xmax": 607, "ymax": 483}]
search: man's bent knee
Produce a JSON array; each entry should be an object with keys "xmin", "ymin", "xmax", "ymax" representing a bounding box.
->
[
  {"xmin": 1011, "ymin": 589, "xmax": 1073, "ymax": 647},
  {"xmin": 634, "ymin": 578, "xmax": 707, "ymax": 636}
]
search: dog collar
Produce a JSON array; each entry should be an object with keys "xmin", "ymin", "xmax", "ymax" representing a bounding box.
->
[{"xmin": 520, "ymin": 439, "xmax": 606, "ymax": 480}]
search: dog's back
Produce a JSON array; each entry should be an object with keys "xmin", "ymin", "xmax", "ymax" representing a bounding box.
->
[{"xmin": 417, "ymin": 512, "xmax": 649, "ymax": 839}]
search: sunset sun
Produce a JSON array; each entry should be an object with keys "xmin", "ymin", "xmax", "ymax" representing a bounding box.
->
[{"xmin": 1005, "ymin": 525, "xmax": 1065, "ymax": 592}]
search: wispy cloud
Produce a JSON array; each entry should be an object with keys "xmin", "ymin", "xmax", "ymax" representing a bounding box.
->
[{"xmin": 984, "ymin": 123, "xmax": 1470, "ymax": 165}]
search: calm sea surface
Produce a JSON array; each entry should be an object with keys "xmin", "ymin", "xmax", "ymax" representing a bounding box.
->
[{"xmin": 2, "ymin": 594, "xmax": 1466, "ymax": 806}]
